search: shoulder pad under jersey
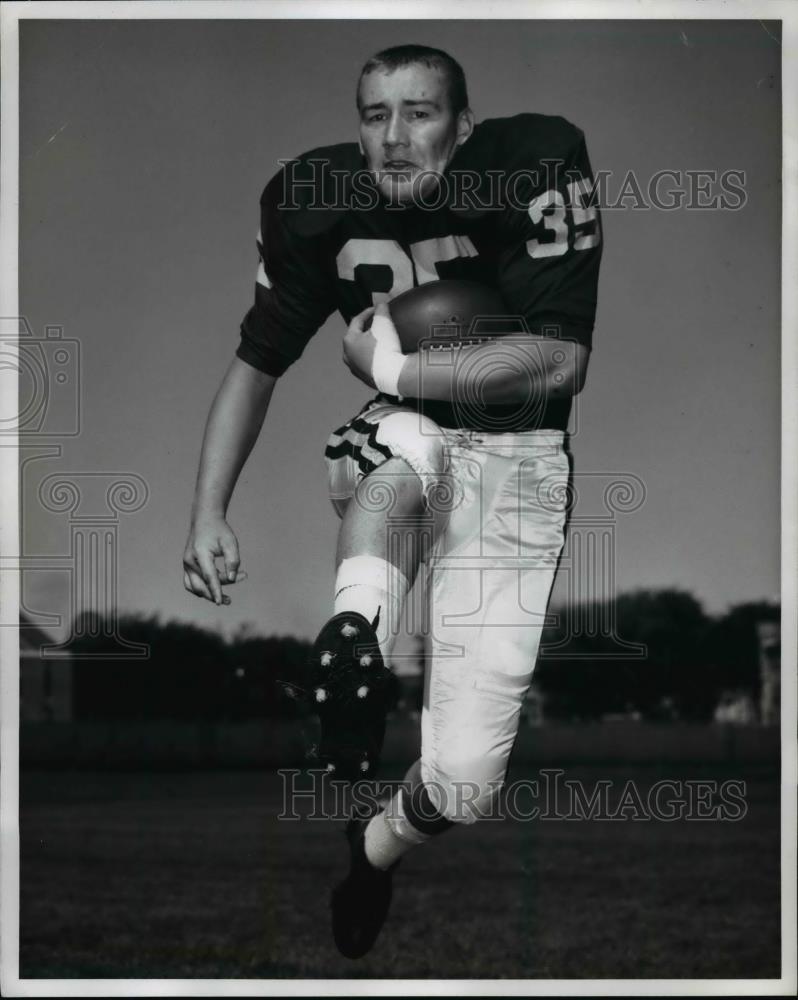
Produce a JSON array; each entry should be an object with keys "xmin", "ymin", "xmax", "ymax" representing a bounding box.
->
[
  {"xmin": 447, "ymin": 113, "xmax": 585, "ymax": 219},
  {"xmin": 262, "ymin": 142, "xmax": 365, "ymax": 238}
]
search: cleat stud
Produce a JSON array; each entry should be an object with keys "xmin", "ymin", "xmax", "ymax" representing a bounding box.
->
[
  {"xmin": 314, "ymin": 687, "xmax": 327, "ymax": 703},
  {"xmin": 359, "ymin": 654, "xmax": 372, "ymax": 667},
  {"xmin": 320, "ymin": 651, "xmax": 333, "ymax": 667},
  {"xmin": 356, "ymin": 685, "xmax": 369, "ymax": 699},
  {"xmin": 340, "ymin": 623, "xmax": 359, "ymax": 639}
]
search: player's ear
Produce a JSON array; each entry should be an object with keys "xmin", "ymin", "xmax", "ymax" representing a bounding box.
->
[{"xmin": 455, "ymin": 107, "xmax": 475, "ymax": 147}]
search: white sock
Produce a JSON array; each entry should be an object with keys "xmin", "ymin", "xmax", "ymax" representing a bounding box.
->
[
  {"xmin": 364, "ymin": 797, "xmax": 426, "ymax": 870},
  {"xmin": 333, "ymin": 555, "xmax": 410, "ymax": 659}
]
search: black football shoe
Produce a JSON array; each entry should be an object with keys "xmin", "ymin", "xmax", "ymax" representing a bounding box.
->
[
  {"xmin": 331, "ymin": 814, "xmax": 399, "ymax": 959},
  {"xmin": 307, "ymin": 610, "xmax": 393, "ymax": 781}
]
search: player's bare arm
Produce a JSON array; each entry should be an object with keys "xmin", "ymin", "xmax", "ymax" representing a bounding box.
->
[
  {"xmin": 402, "ymin": 335, "xmax": 590, "ymax": 401},
  {"xmin": 184, "ymin": 357, "xmax": 277, "ymax": 605}
]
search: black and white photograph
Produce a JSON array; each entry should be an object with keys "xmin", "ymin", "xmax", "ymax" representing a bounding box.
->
[{"xmin": 1, "ymin": 1, "xmax": 795, "ymax": 993}]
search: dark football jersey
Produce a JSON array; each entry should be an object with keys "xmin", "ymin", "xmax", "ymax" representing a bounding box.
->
[{"xmin": 237, "ymin": 113, "xmax": 602, "ymax": 430}]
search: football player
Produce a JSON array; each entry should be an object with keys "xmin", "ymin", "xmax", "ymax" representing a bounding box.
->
[{"xmin": 183, "ymin": 44, "xmax": 601, "ymax": 959}]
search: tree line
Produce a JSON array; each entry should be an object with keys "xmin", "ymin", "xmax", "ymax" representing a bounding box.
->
[{"xmin": 67, "ymin": 588, "xmax": 779, "ymax": 723}]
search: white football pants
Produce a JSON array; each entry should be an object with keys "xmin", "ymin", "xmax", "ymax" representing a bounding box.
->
[{"xmin": 325, "ymin": 398, "xmax": 570, "ymax": 824}]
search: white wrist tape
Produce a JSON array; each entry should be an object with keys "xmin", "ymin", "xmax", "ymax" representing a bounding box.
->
[{"xmin": 371, "ymin": 312, "xmax": 406, "ymax": 398}]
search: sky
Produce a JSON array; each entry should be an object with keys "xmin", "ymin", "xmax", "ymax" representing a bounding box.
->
[{"xmin": 17, "ymin": 17, "xmax": 782, "ymax": 646}]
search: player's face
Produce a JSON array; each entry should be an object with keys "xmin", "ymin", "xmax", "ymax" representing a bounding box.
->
[{"xmin": 358, "ymin": 64, "xmax": 473, "ymax": 206}]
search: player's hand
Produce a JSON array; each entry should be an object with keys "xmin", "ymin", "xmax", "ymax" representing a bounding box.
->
[
  {"xmin": 343, "ymin": 304, "xmax": 406, "ymax": 395},
  {"xmin": 343, "ymin": 305, "xmax": 378, "ymax": 386},
  {"xmin": 183, "ymin": 515, "xmax": 242, "ymax": 606}
]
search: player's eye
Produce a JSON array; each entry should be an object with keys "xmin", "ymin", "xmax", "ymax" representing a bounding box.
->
[{"xmin": 412, "ymin": 111, "xmax": 429, "ymax": 119}]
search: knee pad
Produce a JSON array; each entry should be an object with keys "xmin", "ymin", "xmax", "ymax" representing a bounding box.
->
[
  {"xmin": 374, "ymin": 412, "xmax": 447, "ymax": 508},
  {"xmin": 421, "ymin": 753, "xmax": 506, "ymax": 826}
]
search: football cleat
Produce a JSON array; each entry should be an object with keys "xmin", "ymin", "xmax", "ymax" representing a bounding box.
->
[
  {"xmin": 307, "ymin": 610, "xmax": 392, "ymax": 781},
  {"xmin": 331, "ymin": 814, "xmax": 398, "ymax": 959}
]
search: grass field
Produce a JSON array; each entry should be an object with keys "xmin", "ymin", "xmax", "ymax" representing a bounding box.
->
[{"xmin": 20, "ymin": 762, "xmax": 780, "ymax": 980}]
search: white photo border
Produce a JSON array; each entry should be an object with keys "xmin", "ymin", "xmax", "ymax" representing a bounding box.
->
[{"xmin": 1, "ymin": 1, "xmax": 795, "ymax": 996}]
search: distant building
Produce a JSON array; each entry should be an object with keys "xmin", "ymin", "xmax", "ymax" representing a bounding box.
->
[
  {"xmin": 714, "ymin": 689, "xmax": 757, "ymax": 726},
  {"xmin": 20, "ymin": 615, "xmax": 72, "ymax": 721},
  {"xmin": 757, "ymin": 619, "xmax": 780, "ymax": 726},
  {"xmin": 389, "ymin": 633, "xmax": 424, "ymax": 717},
  {"xmin": 522, "ymin": 684, "xmax": 545, "ymax": 727}
]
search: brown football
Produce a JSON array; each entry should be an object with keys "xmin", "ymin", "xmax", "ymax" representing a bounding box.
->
[{"xmin": 387, "ymin": 280, "xmax": 526, "ymax": 353}]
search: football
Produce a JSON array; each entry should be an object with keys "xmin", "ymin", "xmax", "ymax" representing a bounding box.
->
[{"xmin": 386, "ymin": 280, "xmax": 526, "ymax": 353}]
